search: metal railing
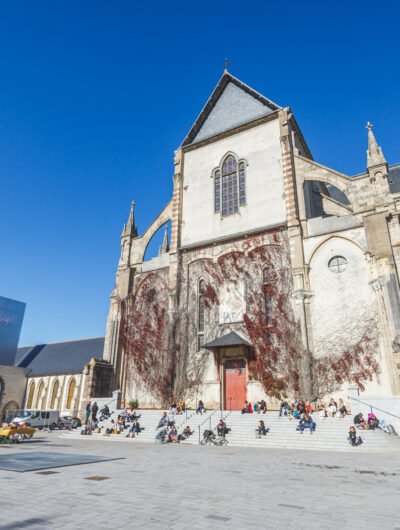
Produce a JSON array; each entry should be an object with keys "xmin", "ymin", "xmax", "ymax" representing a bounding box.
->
[
  {"xmin": 348, "ymin": 395, "xmax": 400, "ymax": 420},
  {"xmin": 184, "ymin": 400, "xmax": 197, "ymax": 422},
  {"xmin": 197, "ymin": 409, "xmax": 220, "ymax": 444}
]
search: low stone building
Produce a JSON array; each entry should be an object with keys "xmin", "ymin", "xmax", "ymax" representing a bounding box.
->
[{"xmin": 15, "ymin": 337, "xmax": 105, "ymax": 417}]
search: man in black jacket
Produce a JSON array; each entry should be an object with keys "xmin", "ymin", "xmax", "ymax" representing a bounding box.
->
[
  {"xmin": 217, "ymin": 419, "xmax": 227, "ymax": 437},
  {"xmin": 91, "ymin": 402, "xmax": 98, "ymax": 422}
]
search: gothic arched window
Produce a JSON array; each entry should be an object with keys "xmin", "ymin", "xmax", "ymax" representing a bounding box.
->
[
  {"xmin": 214, "ymin": 154, "xmax": 246, "ymax": 216},
  {"xmin": 198, "ymin": 280, "xmax": 205, "ymax": 350},
  {"xmin": 67, "ymin": 379, "xmax": 76, "ymax": 409},
  {"xmin": 35, "ymin": 381, "xmax": 44, "ymax": 409},
  {"xmin": 263, "ymin": 267, "xmax": 272, "ymax": 324},
  {"xmin": 50, "ymin": 379, "xmax": 59, "ymax": 409},
  {"xmin": 26, "ymin": 381, "xmax": 35, "ymax": 409}
]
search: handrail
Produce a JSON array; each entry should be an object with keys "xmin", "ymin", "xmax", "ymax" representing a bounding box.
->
[
  {"xmin": 198, "ymin": 409, "xmax": 220, "ymax": 444},
  {"xmin": 184, "ymin": 399, "xmax": 197, "ymax": 422},
  {"xmin": 348, "ymin": 395, "xmax": 400, "ymax": 420}
]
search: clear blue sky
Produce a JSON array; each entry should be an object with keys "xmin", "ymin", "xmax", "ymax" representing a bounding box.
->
[{"xmin": 1, "ymin": 1, "xmax": 399, "ymax": 346}]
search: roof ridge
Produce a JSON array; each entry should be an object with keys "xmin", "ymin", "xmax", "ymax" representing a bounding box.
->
[
  {"xmin": 18, "ymin": 336, "xmax": 105, "ymax": 348},
  {"xmin": 181, "ymin": 71, "xmax": 282, "ymax": 147}
]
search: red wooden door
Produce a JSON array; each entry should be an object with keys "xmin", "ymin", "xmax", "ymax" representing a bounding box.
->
[{"xmin": 224, "ymin": 360, "xmax": 247, "ymax": 410}]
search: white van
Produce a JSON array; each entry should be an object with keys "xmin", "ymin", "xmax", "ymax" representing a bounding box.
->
[{"xmin": 12, "ymin": 410, "xmax": 59, "ymax": 429}]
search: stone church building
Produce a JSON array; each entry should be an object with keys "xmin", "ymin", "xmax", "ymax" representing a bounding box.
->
[{"xmin": 102, "ymin": 71, "xmax": 400, "ymax": 410}]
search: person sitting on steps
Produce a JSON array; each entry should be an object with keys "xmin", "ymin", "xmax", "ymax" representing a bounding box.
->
[
  {"xmin": 178, "ymin": 425, "xmax": 192, "ymax": 441},
  {"xmin": 217, "ymin": 419, "xmax": 227, "ymax": 437},
  {"xmin": 157, "ymin": 412, "xmax": 174, "ymax": 429},
  {"xmin": 318, "ymin": 401, "xmax": 327, "ymax": 419},
  {"xmin": 348, "ymin": 426, "xmax": 362, "ymax": 446},
  {"xmin": 129, "ymin": 409, "xmax": 141, "ymax": 422},
  {"xmin": 298, "ymin": 411, "xmax": 315, "ymax": 434},
  {"xmin": 279, "ymin": 399, "xmax": 289, "ymax": 417},
  {"xmin": 298, "ymin": 400, "xmax": 306, "ymax": 415},
  {"xmin": 99, "ymin": 405, "xmax": 110, "ymax": 421},
  {"xmin": 354, "ymin": 412, "xmax": 369, "ymax": 430},
  {"xmin": 126, "ymin": 418, "xmax": 141, "ymax": 438},
  {"xmin": 367, "ymin": 412, "xmax": 389, "ymax": 431},
  {"xmin": 328, "ymin": 398, "xmax": 337, "ymax": 418},
  {"xmin": 241, "ymin": 401, "xmax": 252, "ymax": 414},
  {"xmin": 338, "ymin": 399, "xmax": 347, "ymax": 418},
  {"xmin": 169, "ymin": 426, "xmax": 179, "ymax": 443},
  {"xmin": 255, "ymin": 420, "xmax": 267, "ymax": 438},
  {"xmin": 196, "ymin": 400, "xmax": 204, "ymax": 415},
  {"xmin": 257, "ymin": 400, "xmax": 267, "ymax": 414}
]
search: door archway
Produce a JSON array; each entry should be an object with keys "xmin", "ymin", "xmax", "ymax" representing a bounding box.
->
[{"xmin": 224, "ymin": 359, "xmax": 247, "ymax": 410}]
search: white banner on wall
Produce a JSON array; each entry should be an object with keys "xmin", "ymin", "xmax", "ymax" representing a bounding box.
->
[{"xmin": 219, "ymin": 281, "xmax": 246, "ymax": 324}]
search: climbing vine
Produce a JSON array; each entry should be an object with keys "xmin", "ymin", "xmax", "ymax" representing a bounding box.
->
[{"xmin": 119, "ymin": 230, "xmax": 380, "ymax": 404}]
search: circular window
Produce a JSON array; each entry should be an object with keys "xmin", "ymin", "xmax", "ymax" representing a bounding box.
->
[{"xmin": 328, "ymin": 256, "xmax": 347, "ymax": 273}]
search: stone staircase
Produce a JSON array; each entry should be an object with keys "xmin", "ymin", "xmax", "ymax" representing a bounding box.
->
[
  {"xmin": 188, "ymin": 411, "xmax": 400, "ymax": 452},
  {"xmin": 61, "ymin": 409, "xmax": 400, "ymax": 453}
]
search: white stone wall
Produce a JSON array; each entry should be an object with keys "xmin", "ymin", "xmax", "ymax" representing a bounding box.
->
[
  {"xmin": 181, "ymin": 119, "xmax": 286, "ymax": 247},
  {"xmin": 25, "ymin": 373, "xmax": 83, "ymax": 416},
  {"xmin": 0, "ymin": 365, "xmax": 27, "ymax": 414},
  {"xmin": 307, "ymin": 234, "xmax": 389, "ymax": 394}
]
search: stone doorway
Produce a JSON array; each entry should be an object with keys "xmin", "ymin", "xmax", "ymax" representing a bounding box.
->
[{"xmin": 224, "ymin": 359, "xmax": 246, "ymax": 410}]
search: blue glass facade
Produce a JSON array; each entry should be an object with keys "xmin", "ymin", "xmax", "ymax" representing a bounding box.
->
[{"xmin": 0, "ymin": 296, "xmax": 26, "ymax": 365}]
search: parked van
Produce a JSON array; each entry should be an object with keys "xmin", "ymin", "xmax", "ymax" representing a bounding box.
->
[{"xmin": 12, "ymin": 410, "xmax": 59, "ymax": 429}]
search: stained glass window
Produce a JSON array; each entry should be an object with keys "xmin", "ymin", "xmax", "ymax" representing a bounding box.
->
[{"xmin": 214, "ymin": 155, "xmax": 246, "ymax": 216}]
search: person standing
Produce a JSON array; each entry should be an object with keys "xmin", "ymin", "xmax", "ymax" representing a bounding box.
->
[
  {"xmin": 85, "ymin": 402, "xmax": 91, "ymax": 425},
  {"xmin": 91, "ymin": 402, "xmax": 98, "ymax": 422}
]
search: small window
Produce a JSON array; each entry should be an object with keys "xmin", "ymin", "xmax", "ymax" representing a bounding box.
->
[{"xmin": 328, "ymin": 256, "xmax": 347, "ymax": 273}]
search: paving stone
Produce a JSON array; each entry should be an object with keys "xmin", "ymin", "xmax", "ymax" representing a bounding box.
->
[{"xmin": 1, "ymin": 432, "xmax": 400, "ymax": 528}]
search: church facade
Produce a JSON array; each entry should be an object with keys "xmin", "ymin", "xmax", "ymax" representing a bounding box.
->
[{"xmin": 103, "ymin": 71, "xmax": 400, "ymax": 410}]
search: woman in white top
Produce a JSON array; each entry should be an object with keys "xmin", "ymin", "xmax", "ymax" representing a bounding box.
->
[
  {"xmin": 328, "ymin": 398, "xmax": 337, "ymax": 417},
  {"xmin": 318, "ymin": 401, "xmax": 326, "ymax": 419}
]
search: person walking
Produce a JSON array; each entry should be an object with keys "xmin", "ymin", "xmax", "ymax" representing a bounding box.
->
[{"xmin": 85, "ymin": 402, "xmax": 91, "ymax": 424}]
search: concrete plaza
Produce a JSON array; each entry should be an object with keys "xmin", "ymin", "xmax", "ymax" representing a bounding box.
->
[{"xmin": 0, "ymin": 432, "xmax": 400, "ymax": 529}]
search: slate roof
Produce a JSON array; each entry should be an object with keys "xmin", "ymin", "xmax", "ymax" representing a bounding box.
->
[
  {"xmin": 181, "ymin": 71, "xmax": 281, "ymax": 147},
  {"xmin": 203, "ymin": 331, "xmax": 252, "ymax": 349},
  {"xmin": 389, "ymin": 164, "xmax": 400, "ymax": 194},
  {"xmin": 15, "ymin": 337, "xmax": 105, "ymax": 376}
]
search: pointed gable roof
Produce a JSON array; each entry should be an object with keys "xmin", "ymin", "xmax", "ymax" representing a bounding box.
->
[
  {"xmin": 181, "ymin": 71, "xmax": 282, "ymax": 147},
  {"xmin": 203, "ymin": 331, "xmax": 252, "ymax": 349}
]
